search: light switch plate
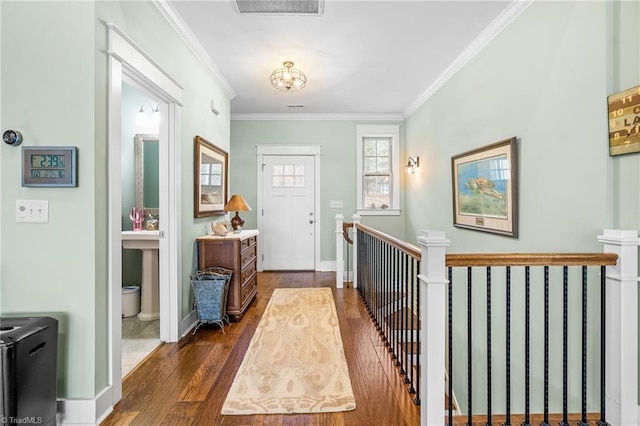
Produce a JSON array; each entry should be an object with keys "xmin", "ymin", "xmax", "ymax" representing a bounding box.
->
[
  {"xmin": 16, "ymin": 200, "xmax": 49, "ymax": 223},
  {"xmin": 330, "ymin": 200, "xmax": 343, "ymax": 208}
]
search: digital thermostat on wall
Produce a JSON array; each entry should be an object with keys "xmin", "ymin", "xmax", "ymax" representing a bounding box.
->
[{"xmin": 22, "ymin": 146, "xmax": 77, "ymax": 187}]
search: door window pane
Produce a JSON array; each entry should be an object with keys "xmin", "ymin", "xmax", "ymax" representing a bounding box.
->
[{"xmin": 272, "ymin": 164, "xmax": 305, "ymax": 187}]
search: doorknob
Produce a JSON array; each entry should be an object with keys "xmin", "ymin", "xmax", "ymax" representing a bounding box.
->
[{"xmin": 309, "ymin": 220, "xmax": 314, "ymax": 224}]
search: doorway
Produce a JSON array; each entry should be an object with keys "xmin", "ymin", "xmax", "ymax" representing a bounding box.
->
[
  {"xmin": 107, "ymin": 24, "xmax": 183, "ymax": 404},
  {"xmin": 257, "ymin": 145, "xmax": 321, "ymax": 271},
  {"xmin": 120, "ymin": 82, "xmax": 161, "ymax": 377}
]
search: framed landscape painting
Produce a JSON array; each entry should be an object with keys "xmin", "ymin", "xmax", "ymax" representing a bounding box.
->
[{"xmin": 451, "ymin": 137, "xmax": 518, "ymax": 237}]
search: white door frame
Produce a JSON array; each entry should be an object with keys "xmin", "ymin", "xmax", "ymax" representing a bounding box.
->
[
  {"xmin": 256, "ymin": 145, "xmax": 321, "ymax": 271},
  {"xmin": 107, "ymin": 24, "xmax": 183, "ymax": 404}
]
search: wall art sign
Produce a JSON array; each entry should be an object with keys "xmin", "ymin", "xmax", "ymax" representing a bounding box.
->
[{"xmin": 608, "ymin": 84, "xmax": 640, "ymax": 156}]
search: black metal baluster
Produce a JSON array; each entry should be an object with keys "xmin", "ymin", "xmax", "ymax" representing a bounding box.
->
[
  {"xmin": 408, "ymin": 258, "xmax": 416, "ymax": 392},
  {"xmin": 362, "ymin": 232, "xmax": 367, "ymax": 306},
  {"xmin": 384, "ymin": 244, "xmax": 390, "ymax": 346},
  {"xmin": 388, "ymin": 245, "xmax": 393, "ymax": 350},
  {"xmin": 414, "ymin": 258, "xmax": 421, "ymax": 405},
  {"xmin": 467, "ymin": 266, "xmax": 473, "ymax": 426},
  {"xmin": 396, "ymin": 250, "xmax": 407, "ymax": 366},
  {"xmin": 363, "ymin": 232, "xmax": 370, "ymax": 310},
  {"xmin": 505, "ymin": 266, "xmax": 511, "ymax": 426},
  {"xmin": 394, "ymin": 249, "xmax": 401, "ymax": 365},
  {"xmin": 373, "ymin": 240, "xmax": 382, "ymax": 333},
  {"xmin": 523, "ymin": 266, "xmax": 530, "ymax": 426},
  {"xmin": 448, "ymin": 267, "xmax": 454, "ymax": 426},
  {"xmin": 542, "ymin": 266, "xmax": 550, "ymax": 426},
  {"xmin": 367, "ymin": 234, "xmax": 372, "ymax": 312},
  {"xmin": 578, "ymin": 266, "xmax": 588, "ymax": 426},
  {"xmin": 401, "ymin": 253, "xmax": 407, "ymax": 376},
  {"xmin": 597, "ymin": 265, "xmax": 608, "ymax": 426},
  {"xmin": 486, "ymin": 267, "xmax": 492, "ymax": 426},
  {"xmin": 560, "ymin": 266, "xmax": 569, "ymax": 426}
]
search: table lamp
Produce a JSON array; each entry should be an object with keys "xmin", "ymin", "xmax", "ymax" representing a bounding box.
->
[{"xmin": 224, "ymin": 194, "xmax": 252, "ymax": 231}]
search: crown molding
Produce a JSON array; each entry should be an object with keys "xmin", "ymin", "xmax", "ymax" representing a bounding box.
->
[
  {"xmin": 231, "ymin": 113, "xmax": 405, "ymax": 121},
  {"xmin": 403, "ymin": 0, "xmax": 534, "ymax": 118},
  {"xmin": 152, "ymin": 0, "xmax": 236, "ymax": 100}
]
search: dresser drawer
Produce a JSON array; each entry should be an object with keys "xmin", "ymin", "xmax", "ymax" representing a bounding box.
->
[
  {"xmin": 240, "ymin": 236, "xmax": 256, "ymax": 250},
  {"xmin": 242, "ymin": 274, "xmax": 257, "ymax": 301},
  {"xmin": 240, "ymin": 245, "xmax": 256, "ymax": 268},
  {"xmin": 240, "ymin": 262, "xmax": 256, "ymax": 284}
]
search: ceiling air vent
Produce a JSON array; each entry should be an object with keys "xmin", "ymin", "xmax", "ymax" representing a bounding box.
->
[{"xmin": 233, "ymin": 0, "xmax": 324, "ymax": 16}]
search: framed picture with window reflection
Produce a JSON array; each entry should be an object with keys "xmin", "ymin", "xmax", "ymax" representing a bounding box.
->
[{"xmin": 194, "ymin": 135, "xmax": 228, "ymax": 218}]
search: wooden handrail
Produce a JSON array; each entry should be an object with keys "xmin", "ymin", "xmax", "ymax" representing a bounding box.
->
[
  {"xmin": 446, "ymin": 253, "xmax": 618, "ymax": 267},
  {"xmin": 342, "ymin": 222, "xmax": 353, "ymax": 244},
  {"xmin": 355, "ymin": 223, "xmax": 421, "ymax": 260},
  {"xmin": 355, "ymin": 224, "xmax": 619, "ymax": 267}
]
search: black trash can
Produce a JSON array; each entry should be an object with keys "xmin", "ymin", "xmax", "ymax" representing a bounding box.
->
[{"xmin": 1, "ymin": 316, "xmax": 58, "ymax": 426}]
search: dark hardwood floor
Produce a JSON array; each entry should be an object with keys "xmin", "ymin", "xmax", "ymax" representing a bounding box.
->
[{"xmin": 102, "ymin": 271, "xmax": 421, "ymax": 426}]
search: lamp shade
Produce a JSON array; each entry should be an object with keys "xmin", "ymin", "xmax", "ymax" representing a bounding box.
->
[{"xmin": 224, "ymin": 194, "xmax": 252, "ymax": 212}]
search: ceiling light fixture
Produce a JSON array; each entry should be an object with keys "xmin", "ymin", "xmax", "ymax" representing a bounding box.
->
[{"xmin": 270, "ymin": 61, "xmax": 307, "ymax": 92}]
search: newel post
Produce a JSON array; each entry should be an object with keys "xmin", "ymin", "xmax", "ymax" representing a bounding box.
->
[
  {"xmin": 598, "ymin": 229, "xmax": 640, "ymax": 426},
  {"xmin": 417, "ymin": 230, "xmax": 450, "ymax": 426},
  {"xmin": 351, "ymin": 214, "xmax": 361, "ymax": 289},
  {"xmin": 335, "ymin": 214, "xmax": 344, "ymax": 288}
]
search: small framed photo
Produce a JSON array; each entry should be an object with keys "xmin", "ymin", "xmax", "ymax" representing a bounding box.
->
[
  {"xmin": 451, "ymin": 137, "xmax": 518, "ymax": 237},
  {"xmin": 22, "ymin": 146, "xmax": 77, "ymax": 187}
]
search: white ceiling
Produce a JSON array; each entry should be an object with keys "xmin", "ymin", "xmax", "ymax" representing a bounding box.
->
[{"xmin": 162, "ymin": 0, "xmax": 526, "ymax": 119}]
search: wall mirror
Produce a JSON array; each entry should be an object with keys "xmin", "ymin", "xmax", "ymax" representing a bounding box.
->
[
  {"xmin": 135, "ymin": 134, "xmax": 160, "ymax": 217},
  {"xmin": 194, "ymin": 135, "xmax": 228, "ymax": 217}
]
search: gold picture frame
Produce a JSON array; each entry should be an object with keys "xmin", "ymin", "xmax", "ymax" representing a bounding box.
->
[
  {"xmin": 194, "ymin": 135, "xmax": 228, "ymax": 218},
  {"xmin": 451, "ymin": 137, "xmax": 518, "ymax": 237}
]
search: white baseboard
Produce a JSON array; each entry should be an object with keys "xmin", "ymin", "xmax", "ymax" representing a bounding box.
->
[
  {"xmin": 181, "ymin": 309, "xmax": 198, "ymax": 337},
  {"xmin": 56, "ymin": 386, "xmax": 112, "ymax": 425},
  {"xmin": 317, "ymin": 260, "xmax": 336, "ymax": 272}
]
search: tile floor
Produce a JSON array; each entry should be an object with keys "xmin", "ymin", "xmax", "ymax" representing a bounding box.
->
[{"xmin": 121, "ymin": 316, "xmax": 160, "ymax": 378}]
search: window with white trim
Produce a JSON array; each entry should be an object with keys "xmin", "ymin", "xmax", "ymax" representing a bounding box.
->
[{"xmin": 356, "ymin": 124, "xmax": 400, "ymax": 216}]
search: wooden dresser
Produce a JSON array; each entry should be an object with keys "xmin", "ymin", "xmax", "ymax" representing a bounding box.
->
[{"xmin": 196, "ymin": 230, "xmax": 258, "ymax": 321}]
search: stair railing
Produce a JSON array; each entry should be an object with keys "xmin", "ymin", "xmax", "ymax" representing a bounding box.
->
[
  {"xmin": 419, "ymin": 229, "xmax": 639, "ymax": 426},
  {"xmin": 349, "ymin": 222, "xmax": 639, "ymax": 426},
  {"xmin": 348, "ymin": 220, "xmax": 423, "ymax": 404}
]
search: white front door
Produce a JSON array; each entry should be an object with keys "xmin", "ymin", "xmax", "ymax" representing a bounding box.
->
[{"xmin": 261, "ymin": 155, "xmax": 315, "ymax": 270}]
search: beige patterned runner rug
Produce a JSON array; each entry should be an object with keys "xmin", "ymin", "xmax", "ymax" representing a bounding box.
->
[{"xmin": 221, "ymin": 287, "xmax": 356, "ymax": 415}]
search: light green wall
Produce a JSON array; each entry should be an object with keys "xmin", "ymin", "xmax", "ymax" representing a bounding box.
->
[
  {"xmin": 403, "ymin": 0, "xmax": 639, "ymax": 415},
  {"xmin": 1, "ymin": 1, "xmax": 98, "ymax": 398},
  {"xmin": 229, "ymin": 120, "xmax": 405, "ymax": 263},
  {"xmin": 1, "ymin": 0, "xmax": 231, "ymax": 399},
  {"xmin": 611, "ymin": 0, "xmax": 640, "ymax": 230}
]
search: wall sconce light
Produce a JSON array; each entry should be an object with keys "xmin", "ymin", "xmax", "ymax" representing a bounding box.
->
[
  {"xmin": 136, "ymin": 104, "xmax": 160, "ymax": 127},
  {"xmin": 405, "ymin": 156, "xmax": 419, "ymax": 174}
]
